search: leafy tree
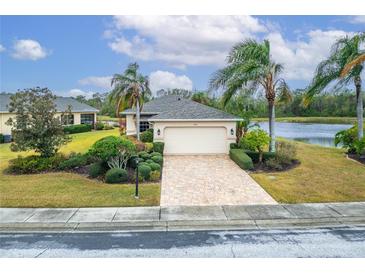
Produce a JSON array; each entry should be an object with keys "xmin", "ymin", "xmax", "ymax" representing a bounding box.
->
[
  {"xmin": 210, "ymin": 39, "xmax": 292, "ymax": 152},
  {"xmin": 240, "ymin": 128, "xmax": 270, "ymax": 163},
  {"xmin": 6, "ymin": 87, "xmax": 71, "ymax": 157},
  {"xmin": 305, "ymin": 33, "xmax": 365, "ymax": 139},
  {"xmin": 110, "ymin": 63, "xmax": 151, "ymax": 140}
]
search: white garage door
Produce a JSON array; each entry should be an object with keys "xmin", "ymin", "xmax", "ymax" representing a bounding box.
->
[{"xmin": 164, "ymin": 127, "xmax": 227, "ymax": 154}]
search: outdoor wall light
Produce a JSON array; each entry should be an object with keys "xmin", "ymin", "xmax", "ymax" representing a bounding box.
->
[
  {"xmin": 231, "ymin": 128, "xmax": 234, "ymax": 135},
  {"xmin": 157, "ymin": 129, "xmax": 161, "ymax": 136}
]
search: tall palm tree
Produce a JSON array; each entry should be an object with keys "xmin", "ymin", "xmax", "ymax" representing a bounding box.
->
[
  {"xmin": 191, "ymin": 91, "xmax": 211, "ymax": 105},
  {"xmin": 110, "ymin": 62, "xmax": 151, "ymax": 140},
  {"xmin": 209, "ymin": 39, "xmax": 291, "ymax": 152},
  {"xmin": 304, "ymin": 33, "xmax": 365, "ymax": 139}
]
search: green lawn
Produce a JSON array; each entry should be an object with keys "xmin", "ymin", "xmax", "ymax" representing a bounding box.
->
[
  {"xmin": 253, "ymin": 116, "xmax": 358, "ymax": 124},
  {"xmin": 97, "ymin": 115, "xmax": 120, "ymax": 122},
  {"xmin": 251, "ymin": 140, "xmax": 365, "ymax": 203},
  {"xmin": 0, "ymin": 129, "xmax": 160, "ymax": 208}
]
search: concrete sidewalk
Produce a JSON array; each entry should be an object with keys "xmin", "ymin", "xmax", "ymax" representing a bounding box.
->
[{"xmin": 1, "ymin": 202, "xmax": 365, "ymax": 232}]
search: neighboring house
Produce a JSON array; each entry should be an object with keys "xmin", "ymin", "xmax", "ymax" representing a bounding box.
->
[
  {"xmin": 0, "ymin": 94, "xmax": 99, "ymax": 138},
  {"xmin": 121, "ymin": 95, "xmax": 241, "ymax": 154}
]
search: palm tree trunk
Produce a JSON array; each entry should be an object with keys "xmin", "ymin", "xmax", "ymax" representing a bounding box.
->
[
  {"xmin": 268, "ymin": 100, "xmax": 276, "ymax": 152},
  {"xmin": 355, "ymin": 76, "xmax": 364, "ymax": 139},
  {"xmin": 136, "ymin": 99, "xmax": 141, "ymax": 141}
]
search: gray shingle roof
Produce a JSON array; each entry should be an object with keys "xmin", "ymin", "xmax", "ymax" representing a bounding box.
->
[
  {"xmin": 122, "ymin": 95, "xmax": 241, "ymax": 121},
  {"xmin": 0, "ymin": 94, "xmax": 99, "ymax": 113}
]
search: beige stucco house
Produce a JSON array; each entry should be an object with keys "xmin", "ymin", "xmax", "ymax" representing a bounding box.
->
[
  {"xmin": 122, "ymin": 95, "xmax": 241, "ymax": 155},
  {"xmin": 0, "ymin": 94, "xmax": 98, "ymax": 140}
]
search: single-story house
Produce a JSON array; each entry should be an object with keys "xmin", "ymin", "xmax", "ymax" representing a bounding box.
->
[
  {"xmin": 0, "ymin": 94, "xmax": 99, "ymax": 139},
  {"xmin": 121, "ymin": 95, "xmax": 241, "ymax": 155}
]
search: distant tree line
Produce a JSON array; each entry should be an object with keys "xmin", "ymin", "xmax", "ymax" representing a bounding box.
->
[{"xmin": 190, "ymin": 89, "xmax": 364, "ymax": 118}]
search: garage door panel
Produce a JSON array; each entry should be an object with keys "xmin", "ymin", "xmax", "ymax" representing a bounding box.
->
[{"xmin": 164, "ymin": 127, "xmax": 227, "ymax": 154}]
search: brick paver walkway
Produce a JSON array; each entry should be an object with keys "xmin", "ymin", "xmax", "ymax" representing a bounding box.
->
[{"xmin": 160, "ymin": 155, "xmax": 277, "ymax": 206}]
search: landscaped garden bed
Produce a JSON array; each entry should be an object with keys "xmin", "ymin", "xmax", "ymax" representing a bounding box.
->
[
  {"xmin": 0, "ymin": 129, "xmax": 161, "ymax": 207},
  {"xmin": 5, "ymin": 135, "xmax": 164, "ymax": 185},
  {"xmin": 230, "ymin": 128, "xmax": 300, "ymax": 173}
]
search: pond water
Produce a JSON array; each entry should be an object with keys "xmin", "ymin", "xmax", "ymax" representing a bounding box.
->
[{"xmin": 258, "ymin": 122, "xmax": 352, "ymax": 147}]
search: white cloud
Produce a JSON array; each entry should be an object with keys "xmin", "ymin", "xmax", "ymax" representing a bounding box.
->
[
  {"xmin": 68, "ymin": 89, "xmax": 94, "ymax": 99},
  {"xmin": 105, "ymin": 16, "xmax": 355, "ymax": 82},
  {"xmin": 78, "ymin": 76, "xmax": 112, "ymax": 90},
  {"xmin": 149, "ymin": 70, "xmax": 193, "ymax": 95},
  {"xmin": 349, "ymin": 16, "xmax": 365, "ymax": 24},
  {"xmin": 11, "ymin": 39, "xmax": 49, "ymax": 60},
  {"xmin": 267, "ymin": 29, "xmax": 353, "ymax": 80},
  {"xmin": 0, "ymin": 44, "xmax": 5, "ymax": 52},
  {"xmin": 106, "ymin": 15, "xmax": 267, "ymax": 68}
]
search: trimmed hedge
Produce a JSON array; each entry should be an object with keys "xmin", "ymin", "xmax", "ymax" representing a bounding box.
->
[
  {"xmin": 230, "ymin": 143, "xmax": 239, "ymax": 149},
  {"xmin": 59, "ymin": 154, "xmax": 88, "ymax": 170},
  {"xmin": 105, "ymin": 168, "xmax": 128, "ymax": 184},
  {"xmin": 244, "ymin": 150, "xmax": 276, "ymax": 163},
  {"xmin": 0, "ymin": 134, "xmax": 4, "ymax": 144},
  {"xmin": 153, "ymin": 142, "xmax": 164, "ymax": 154},
  {"xmin": 64, "ymin": 124, "xmax": 92, "ymax": 134},
  {"xmin": 229, "ymin": 149, "xmax": 253, "ymax": 170},
  {"xmin": 7, "ymin": 154, "xmax": 66, "ymax": 174}
]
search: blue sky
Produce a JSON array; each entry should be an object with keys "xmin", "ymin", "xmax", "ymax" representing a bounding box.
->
[{"xmin": 1, "ymin": 15, "xmax": 364, "ymax": 97}]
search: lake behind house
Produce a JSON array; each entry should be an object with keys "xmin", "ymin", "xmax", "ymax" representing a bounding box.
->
[{"xmin": 258, "ymin": 122, "xmax": 352, "ymax": 147}]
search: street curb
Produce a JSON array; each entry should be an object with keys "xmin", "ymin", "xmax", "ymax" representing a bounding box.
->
[{"xmin": 1, "ymin": 202, "xmax": 364, "ymax": 233}]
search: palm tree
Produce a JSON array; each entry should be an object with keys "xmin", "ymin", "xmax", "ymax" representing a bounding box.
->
[
  {"xmin": 209, "ymin": 39, "xmax": 291, "ymax": 152},
  {"xmin": 304, "ymin": 33, "xmax": 365, "ymax": 139},
  {"xmin": 110, "ymin": 62, "xmax": 151, "ymax": 140},
  {"xmin": 191, "ymin": 91, "xmax": 211, "ymax": 105}
]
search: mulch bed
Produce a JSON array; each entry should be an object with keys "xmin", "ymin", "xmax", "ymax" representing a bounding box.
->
[
  {"xmin": 251, "ymin": 160, "xmax": 301, "ymax": 173},
  {"xmin": 347, "ymin": 154, "xmax": 365, "ymax": 165}
]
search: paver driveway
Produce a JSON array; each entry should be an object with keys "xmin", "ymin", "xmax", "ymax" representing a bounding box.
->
[{"xmin": 160, "ymin": 155, "xmax": 277, "ymax": 206}]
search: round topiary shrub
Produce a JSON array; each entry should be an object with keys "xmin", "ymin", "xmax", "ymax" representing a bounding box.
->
[
  {"xmin": 88, "ymin": 136, "xmax": 136, "ymax": 161},
  {"xmin": 148, "ymin": 162, "xmax": 161, "ymax": 171},
  {"xmin": 138, "ymin": 164, "xmax": 152, "ymax": 180},
  {"xmin": 150, "ymin": 151, "xmax": 162, "ymax": 158},
  {"xmin": 144, "ymin": 142, "xmax": 153, "ymax": 152},
  {"xmin": 89, "ymin": 162, "xmax": 107, "ymax": 178},
  {"xmin": 140, "ymin": 129, "xmax": 153, "ymax": 143},
  {"xmin": 151, "ymin": 155, "xmax": 163, "ymax": 165},
  {"xmin": 105, "ymin": 168, "xmax": 128, "ymax": 184},
  {"xmin": 150, "ymin": 170, "xmax": 161, "ymax": 181},
  {"xmin": 145, "ymin": 159, "xmax": 154, "ymax": 164},
  {"xmin": 138, "ymin": 151, "xmax": 151, "ymax": 160}
]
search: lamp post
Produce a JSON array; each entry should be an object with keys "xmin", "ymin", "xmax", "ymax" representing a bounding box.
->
[{"xmin": 135, "ymin": 157, "xmax": 139, "ymax": 199}]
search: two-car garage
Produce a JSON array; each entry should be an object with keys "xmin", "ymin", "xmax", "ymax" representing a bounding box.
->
[{"xmin": 152, "ymin": 121, "xmax": 237, "ymax": 155}]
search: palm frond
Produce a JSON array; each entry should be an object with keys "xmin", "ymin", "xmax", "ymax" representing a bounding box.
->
[
  {"xmin": 276, "ymin": 80, "xmax": 292, "ymax": 104},
  {"xmin": 227, "ymin": 39, "xmax": 270, "ymax": 65},
  {"xmin": 340, "ymin": 53, "xmax": 365, "ymax": 77}
]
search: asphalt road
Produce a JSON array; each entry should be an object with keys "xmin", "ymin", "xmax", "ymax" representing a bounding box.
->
[{"xmin": 1, "ymin": 226, "xmax": 365, "ymax": 258}]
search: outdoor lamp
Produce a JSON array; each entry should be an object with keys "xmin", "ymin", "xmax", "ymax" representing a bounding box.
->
[
  {"xmin": 134, "ymin": 157, "xmax": 139, "ymax": 199},
  {"xmin": 231, "ymin": 128, "xmax": 234, "ymax": 135},
  {"xmin": 157, "ymin": 129, "xmax": 161, "ymax": 136}
]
